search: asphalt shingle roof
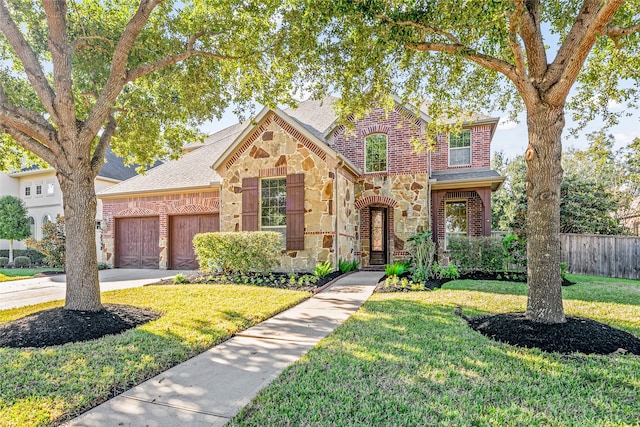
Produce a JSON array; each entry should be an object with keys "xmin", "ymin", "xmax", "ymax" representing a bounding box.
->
[
  {"xmin": 98, "ymin": 122, "xmax": 245, "ymax": 196},
  {"xmin": 430, "ymin": 168, "xmax": 502, "ymax": 181}
]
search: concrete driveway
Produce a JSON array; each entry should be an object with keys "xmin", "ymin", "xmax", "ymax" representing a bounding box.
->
[{"xmin": 0, "ymin": 269, "xmax": 194, "ymax": 310}]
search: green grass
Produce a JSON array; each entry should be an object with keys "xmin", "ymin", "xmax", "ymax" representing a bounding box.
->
[
  {"xmin": 0, "ymin": 284, "xmax": 310, "ymax": 427},
  {"xmin": 0, "ymin": 268, "xmax": 63, "ymax": 279},
  {"xmin": 231, "ymin": 275, "xmax": 640, "ymax": 426}
]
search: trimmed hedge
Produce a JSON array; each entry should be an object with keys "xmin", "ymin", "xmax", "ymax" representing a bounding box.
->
[
  {"xmin": 0, "ymin": 249, "xmax": 46, "ymax": 265},
  {"xmin": 193, "ymin": 231, "xmax": 282, "ymax": 274},
  {"xmin": 0, "ymin": 257, "xmax": 8, "ymax": 267},
  {"xmin": 448, "ymin": 236, "xmax": 504, "ymax": 273},
  {"xmin": 13, "ymin": 256, "xmax": 31, "ymax": 268}
]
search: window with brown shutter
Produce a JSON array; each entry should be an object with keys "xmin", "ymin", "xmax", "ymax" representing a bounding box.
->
[
  {"xmin": 242, "ymin": 177, "xmax": 258, "ymax": 231},
  {"xmin": 286, "ymin": 173, "xmax": 305, "ymax": 250}
]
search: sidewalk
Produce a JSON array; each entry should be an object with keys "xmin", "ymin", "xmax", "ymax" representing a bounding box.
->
[
  {"xmin": 0, "ymin": 269, "xmax": 193, "ymax": 310},
  {"xmin": 66, "ymin": 271, "xmax": 383, "ymax": 427}
]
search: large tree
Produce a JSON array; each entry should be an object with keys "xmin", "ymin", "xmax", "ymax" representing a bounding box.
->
[
  {"xmin": 0, "ymin": 195, "xmax": 30, "ymax": 263},
  {"xmin": 0, "ymin": 0, "xmax": 294, "ymax": 311},
  {"xmin": 279, "ymin": 0, "xmax": 639, "ymax": 323}
]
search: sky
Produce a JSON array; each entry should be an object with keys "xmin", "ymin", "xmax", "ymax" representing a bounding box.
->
[{"xmin": 200, "ymin": 98, "xmax": 639, "ymax": 161}]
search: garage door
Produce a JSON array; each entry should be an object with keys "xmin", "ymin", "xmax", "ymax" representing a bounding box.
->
[
  {"xmin": 115, "ymin": 217, "xmax": 160, "ymax": 268},
  {"xmin": 170, "ymin": 214, "xmax": 219, "ymax": 270}
]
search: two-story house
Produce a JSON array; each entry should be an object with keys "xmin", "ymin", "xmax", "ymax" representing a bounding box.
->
[
  {"xmin": 98, "ymin": 97, "xmax": 504, "ymax": 270},
  {"xmin": 0, "ymin": 149, "xmax": 142, "ymax": 260}
]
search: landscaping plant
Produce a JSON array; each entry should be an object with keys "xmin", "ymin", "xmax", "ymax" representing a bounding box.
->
[
  {"xmin": 407, "ymin": 230, "xmax": 436, "ymax": 281},
  {"xmin": 338, "ymin": 258, "xmax": 359, "ymax": 273},
  {"xmin": 313, "ymin": 261, "xmax": 333, "ymax": 278},
  {"xmin": 25, "ymin": 215, "xmax": 66, "ymax": 269}
]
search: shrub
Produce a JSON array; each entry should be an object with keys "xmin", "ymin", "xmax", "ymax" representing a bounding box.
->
[
  {"xmin": 14, "ymin": 256, "xmax": 31, "ymax": 268},
  {"xmin": 385, "ymin": 262, "xmax": 408, "ymax": 277},
  {"xmin": 0, "ymin": 249, "xmax": 46, "ymax": 265},
  {"xmin": 173, "ymin": 273, "xmax": 188, "ymax": 284},
  {"xmin": 193, "ymin": 231, "xmax": 281, "ymax": 274},
  {"xmin": 338, "ymin": 258, "xmax": 359, "ymax": 273},
  {"xmin": 448, "ymin": 236, "xmax": 504, "ymax": 273},
  {"xmin": 97, "ymin": 262, "xmax": 109, "ymax": 270},
  {"xmin": 0, "ymin": 257, "xmax": 8, "ymax": 267},
  {"xmin": 407, "ymin": 230, "xmax": 436, "ymax": 279},
  {"xmin": 433, "ymin": 262, "xmax": 460, "ymax": 279},
  {"xmin": 560, "ymin": 262, "xmax": 568, "ymax": 280},
  {"xmin": 314, "ymin": 261, "xmax": 333, "ymax": 278},
  {"xmin": 502, "ymin": 233, "xmax": 527, "ymax": 271},
  {"xmin": 25, "ymin": 215, "xmax": 65, "ymax": 269}
]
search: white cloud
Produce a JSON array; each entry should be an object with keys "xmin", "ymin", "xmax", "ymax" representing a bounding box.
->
[
  {"xmin": 607, "ymin": 99, "xmax": 624, "ymax": 111},
  {"xmin": 497, "ymin": 117, "xmax": 519, "ymax": 130},
  {"xmin": 613, "ymin": 132, "xmax": 638, "ymax": 145}
]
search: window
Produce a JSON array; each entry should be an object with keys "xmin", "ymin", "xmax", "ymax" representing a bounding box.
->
[
  {"xmin": 36, "ymin": 185, "xmax": 42, "ymax": 195},
  {"xmin": 42, "ymin": 214, "xmax": 52, "ymax": 225},
  {"xmin": 445, "ymin": 201, "xmax": 467, "ymax": 248},
  {"xmin": 28, "ymin": 216, "xmax": 35, "ymax": 238},
  {"xmin": 261, "ymin": 178, "xmax": 287, "ymax": 244},
  {"xmin": 25, "ymin": 186, "xmax": 31, "ymax": 197},
  {"xmin": 449, "ymin": 129, "xmax": 471, "ymax": 166},
  {"xmin": 365, "ymin": 134, "xmax": 387, "ymax": 172},
  {"xmin": 47, "ymin": 183, "xmax": 55, "ymax": 195}
]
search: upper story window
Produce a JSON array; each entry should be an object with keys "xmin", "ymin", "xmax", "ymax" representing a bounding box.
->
[
  {"xmin": 36, "ymin": 185, "xmax": 42, "ymax": 195},
  {"xmin": 365, "ymin": 134, "xmax": 387, "ymax": 173},
  {"xmin": 261, "ymin": 178, "xmax": 287, "ymax": 245},
  {"xmin": 47, "ymin": 183, "xmax": 55, "ymax": 195},
  {"xmin": 449, "ymin": 129, "xmax": 471, "ymax": 166},
  {"xmin": 24, "ymin": 186, "xmax": 31, "ymax": 197}
]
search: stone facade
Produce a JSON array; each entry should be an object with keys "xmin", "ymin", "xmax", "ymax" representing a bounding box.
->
[
  {"xmin": 101, "ymin": 190, "xmax": 220, "ymax": 268},
  {"xmin": 218, "ymin": 112, "xmax": 343, "ymax": 272}
]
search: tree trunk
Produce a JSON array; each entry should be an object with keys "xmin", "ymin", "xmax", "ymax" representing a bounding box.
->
[
  {"xmin": 58, "ymin": 164, "xmax": 102, "ymax": 311},
  {"xmin": 524, "ymin": 104, "xmax": 566, "ymax": 324},
  {"xmin": 8, "ymin": 239, "xmax": 13, "ymax": 263}
]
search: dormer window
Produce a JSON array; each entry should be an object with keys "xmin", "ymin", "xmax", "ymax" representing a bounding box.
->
[
  {"xmin": 449, "ymin": 129, "xmax": 471, "ymax": 166},
  {"xmin": 365, "ymin": 134, "xmax": 387, "ymax": 173}
]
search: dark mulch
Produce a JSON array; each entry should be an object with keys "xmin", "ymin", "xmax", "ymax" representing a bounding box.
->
[
  {"xmin": 467, "ymin": 312, "xmax": 640, "ymax": 355},
  {"xmin": 460, "ymin": 271, "xmax": 576, "ymax": 286},
  {"xmin": 0, "ymin": 304, "xmax": 162, "ymax": 348}
]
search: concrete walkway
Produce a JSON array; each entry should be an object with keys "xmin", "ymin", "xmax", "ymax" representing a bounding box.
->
[
  {"xmin": 0, "ymin": 269, "xmax": 193, "ymax": 310},
  {"xmin": 66, "ymin": 271, "xmax": 383, "ymax": 427}
]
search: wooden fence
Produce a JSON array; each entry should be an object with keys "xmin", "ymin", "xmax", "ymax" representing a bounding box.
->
[{"xmin": 560, "ymin": 233, "xmax": 640, "ymax": 280}]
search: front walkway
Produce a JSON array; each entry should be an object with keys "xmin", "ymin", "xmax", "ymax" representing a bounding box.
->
[{"xmin": 66, "ymin": 271, "xmax": 383, "ymax": 426}]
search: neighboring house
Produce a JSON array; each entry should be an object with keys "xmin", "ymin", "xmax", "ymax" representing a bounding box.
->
[
  {"xmin": 98, "ymin": 97, "xmax": 505, "ymax": 271},
  {"xmin": 621, "ymin": 198, "xmax": 640, "ymax": 236},
  {"xmin": 0, "ymin": 149, "xmax": 142, "ymax": 260}
]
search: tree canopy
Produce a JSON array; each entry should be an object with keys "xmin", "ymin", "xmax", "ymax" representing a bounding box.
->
[{"xmin": 0, "ymin": 194, "xmax": 30, "ymax": 262}]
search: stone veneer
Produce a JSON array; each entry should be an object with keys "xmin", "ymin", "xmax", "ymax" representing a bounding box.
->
[
  {"xmin": 355, "ymin": 173, "xmax": 430, "ymax": 266},
  {"xmin": 218, "ymin": 112, "xmax": 355, "ymax": 272},
  {"xmin": 101, "ymin": 190, "xmax": 220, "ymax": 269}
]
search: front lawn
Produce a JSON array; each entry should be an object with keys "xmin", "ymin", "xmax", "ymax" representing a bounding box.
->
[
  {"xmin": 231, "ymin": 275, "xmax": 640, "ymax": 426},
  {"xmin": 0, "ymin": 268, "xmax": 63, "ymax": 279},
  {"xmin": 0, "ymin": 284, "xmax": 310, "ymax": 427}
]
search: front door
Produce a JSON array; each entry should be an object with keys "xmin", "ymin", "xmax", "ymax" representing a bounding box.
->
[{"xmin": 370, "ymin": 208, "xmax": 387, "ymax": 265}]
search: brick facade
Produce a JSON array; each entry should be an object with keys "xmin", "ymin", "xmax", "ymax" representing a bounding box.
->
[{"xmin": 431, "ymin": 125, "xmax": 493, "ymax": 171}]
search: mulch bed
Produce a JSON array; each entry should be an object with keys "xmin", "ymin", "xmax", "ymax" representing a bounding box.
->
[
  {"xmin": 467, "ymin": 312, "xmax": 640, "ymax": 355},
  {"xmin": 0, "ymin": 304, "xmax": 161, "ymax": 348}
]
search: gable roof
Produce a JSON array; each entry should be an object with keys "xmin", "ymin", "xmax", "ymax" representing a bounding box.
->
[{"xmin": 98, "ymin": 122, "xmax": 245, "ymax": 197}]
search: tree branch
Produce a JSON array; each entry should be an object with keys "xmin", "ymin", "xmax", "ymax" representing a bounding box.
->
[
  {"xmin": 0, "ymin": 0, "xmax": 57, "ymax": 120},
  {"xmin": 43, "ymin": 0, "xmax": 76, "ymax": 131},
  {"xmin": 79, "ymin": 0, "xmax": 161, "ymax": 146},
  {"xmin": 375, "ymin": 14, "xmax": 461, "ymax": 44},
  {"xmin": 126, "ymin": 49, "xmax": 240, "ymax": 82},
  {"xmin": 603, "ymin": 23, "xmax": 640, "ymax": 37},
  {"xmin": 507, "ymin": 5, "xmax": 526, "ymax": 76},
  {"xmin": 545, "ymin": 0, "xmax": 626, "ymax": 105},
  {"xmin": 0, "ymin": 125, "xmax": 56, "ymax": 166},
  {"xmin": 514, "ymin": 0, "xmax": 548, "ymax": 80},
  {"xmin": 90, "ymin": 113, "xmax": 116, "ymax": 178}
]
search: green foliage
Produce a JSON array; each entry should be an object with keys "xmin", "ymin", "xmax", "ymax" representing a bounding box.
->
[
  {"xmin": 338, "ymin": 258, "xmax": 359, "ymax": 273},
  {"xmin": 0, "ymin": 257, "xmax": 8, "ymax": 267},
  {"xmin": 313, "ymin": 261, "xmax": 333, "ymax": 278},
  {"xmin": 0, "ymin": 196, "xmax": 30, "ymax": 242},
  {"xmin": 407, "ymin": 230, "xmax": 436, "ymax": 279},
  {"xmin": 432, "ymin": 262, "xmax": 460, "ymax": 280},
  {"xmin": 173, "ymin": 273, "xmax": 188, "ymax": 284},
  {"xmin": 448, "ymin": 236, "xmax": 504, "ymax": 274},
  {"xmin": 25, "ymin": 216, "xmax": 65, "ymax": 269},
  {"xmin": 13, "ymin": 256, "xmax": 30, "ymax": 268},
  {"xmin": 490, "ymin": 153, "xmax": 527, "ymax": 231},
  {"xmin": 502, "ymin": 233, "xmax": 527, "ymax": 271},
  {"xmin": 560, "ymin": 262, "xmax": 568, "ymax": 281},
  {"xmin": 193, "ymin": 232, "xmax": 281, "ymax": 274},
  {"xmin": 384, "ymin": 262, "xmax": 408, "ymax": 277},
  {"xmin": 0, "ymin": 249, "xmax": 45, "ymax": 265},
  {"xmin": 382, "ymin": 275, "xmax": 426, "ymax": 292},
  {"xmin": 97, "ymin": 263, "xmax": 109, "ymax": 271}
]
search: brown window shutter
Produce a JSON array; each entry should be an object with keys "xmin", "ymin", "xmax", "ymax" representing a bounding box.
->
[
  {"xmin": 242, "ymin": 177, "xmax": 258, "ymax": 231},
  {"xmin": 286, "ymin": 173, "xmax": 305, "ymax": 250}
]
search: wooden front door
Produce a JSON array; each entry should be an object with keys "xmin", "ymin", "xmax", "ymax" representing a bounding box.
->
[
  {"xmin": 116, "ymin": 217, "xmax": 160, "ymax": 269},
  {"xmin": 169, "ymin": 214, "xmax": 219, "ymax": 270},
  {"xmin": 369, "ymin": 208, "xmax": 387, "ymax": 265}
]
